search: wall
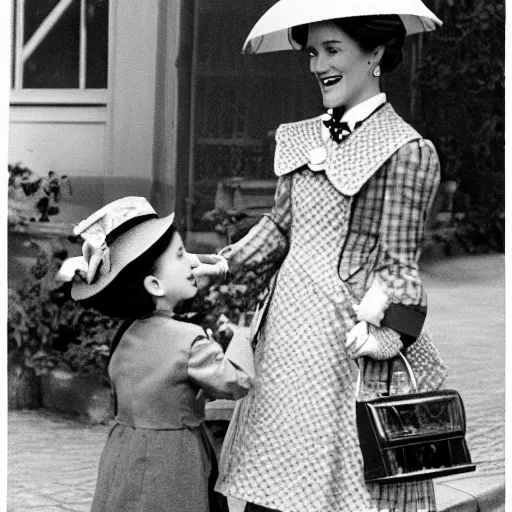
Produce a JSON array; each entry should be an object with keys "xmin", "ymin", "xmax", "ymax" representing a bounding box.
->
[{"xmin": 8, "ymin": 0, "xmax": 182, "ymax": 223}]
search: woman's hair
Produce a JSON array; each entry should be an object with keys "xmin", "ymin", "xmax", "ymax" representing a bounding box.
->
[
  {"xmin": 291, "ymin": 15, "xmax": 406, "ymax": 73},
  {"xmin": 82, "ymin": 224, "xmax": 176, "ymax": 319}
]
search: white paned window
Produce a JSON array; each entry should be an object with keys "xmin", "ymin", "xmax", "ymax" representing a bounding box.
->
[{"xmin": 11, "ymin": 0, "xmax": 108, "ymax": 104}]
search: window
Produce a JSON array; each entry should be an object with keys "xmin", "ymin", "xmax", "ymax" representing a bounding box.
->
[{"xmin": 11, "ymin": 0, "xmax": 108, "ymax": 103}]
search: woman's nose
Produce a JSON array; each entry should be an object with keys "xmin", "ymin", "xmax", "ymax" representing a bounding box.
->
[{"xmin": 310, "ymin": 53, "xmax": 328, "ymax": 75}]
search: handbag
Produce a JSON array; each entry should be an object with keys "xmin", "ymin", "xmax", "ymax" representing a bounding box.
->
[{"xmin": 356, "ymin": 352, "xmax": 476, "ymax": 484}]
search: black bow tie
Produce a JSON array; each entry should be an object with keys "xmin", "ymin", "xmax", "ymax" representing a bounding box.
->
[{"xmin": 323, "ymin": 107, "xmax": 363, "ymax": 144}]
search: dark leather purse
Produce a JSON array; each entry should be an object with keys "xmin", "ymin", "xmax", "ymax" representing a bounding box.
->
[{"xmin": 356, "ymin": 352, "xmax": 476, "ymax": 484}]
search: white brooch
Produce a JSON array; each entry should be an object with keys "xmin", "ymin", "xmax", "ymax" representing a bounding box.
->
[{"xmin": 309, "ymin": 146, "xmax": 327, "ymax": 166}]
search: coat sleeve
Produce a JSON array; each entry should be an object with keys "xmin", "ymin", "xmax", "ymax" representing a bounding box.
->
[
  {"xmin": 219, "ymin": 174, "xmax": 292, "ymax": 275},
  {"xmin": 357, "ymin": 139, "xmax": 441, "ymax": 340},
  {"xmin": 187, "ymin": 328, "xmax": 254, "ymax": 401}
]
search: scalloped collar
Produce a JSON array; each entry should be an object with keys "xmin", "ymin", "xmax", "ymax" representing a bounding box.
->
[{"xmin": 274, "ymin": 103, "xmax": 422, "ymax": 196}]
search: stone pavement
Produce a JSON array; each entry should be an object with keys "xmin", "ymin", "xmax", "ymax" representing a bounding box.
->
[
  {"xmin": 7, "ymin": 254, "xmax": 506, "ymax": 512},
  {"xmin": 8, "ymin": 410, "xmax": 109, "ymax": 512}
]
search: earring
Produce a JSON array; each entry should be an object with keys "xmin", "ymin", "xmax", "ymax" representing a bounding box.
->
[{"xmin": 372, "ymin": 65, "xmax": 381, "ymax": 78}]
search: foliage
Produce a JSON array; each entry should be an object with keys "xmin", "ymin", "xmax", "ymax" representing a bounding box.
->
[
  {"xmin": 176, "ymin": 252, "xmax": 279, "ymax": 347},
  {"xmin": 415, "ymin": 0, "xmax": 504, "ymax": 252},
  {"xmin": 202, "ymin": 207, "xmax": 259, "ymax": 245},
  {"xmin": 8, "ymin": 247, "xmax": 121, "ymax": 383},
  {"xmin": 8, "ymin": 163, "xmax": 72, "ymax": 225}
]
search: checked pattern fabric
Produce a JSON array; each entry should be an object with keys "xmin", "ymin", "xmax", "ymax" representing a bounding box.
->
[
  {"xmin": 217, "ymin": 169, "xmax": 439, "ymax": 511},
  {"xmin": 274, "ymin": 103, "xmax": 422, "ymax": 196}
]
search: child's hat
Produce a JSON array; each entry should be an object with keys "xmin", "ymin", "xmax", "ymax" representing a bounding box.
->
[{"xmin": 70, "ymin": 196, "xmax": 175, "ymax": 301}]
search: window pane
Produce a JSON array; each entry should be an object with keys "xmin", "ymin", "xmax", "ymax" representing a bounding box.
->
[
  {"xmin": 86, "ymin": 0, "xmax": 108, "ymax": 88},
  {"xmin": 23, "ymin": 0, "xmax": 80, "ymax": 88},
  {"xmin": 24, "ymin": 0, "xmax": 61, "ymax": 43}
]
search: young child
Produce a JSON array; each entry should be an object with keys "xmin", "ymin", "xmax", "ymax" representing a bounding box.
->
[{"xmin": 66, "ymin": 196, "xmax": 254, "ymax": 512}]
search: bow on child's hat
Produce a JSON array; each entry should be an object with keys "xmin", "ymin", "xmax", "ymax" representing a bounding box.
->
[
  {"xmin": 65, "ymin": 197, "xmax": 175, "ymax": 301},
  {"xmin": 241, "ymin": 0, "xmax": 442, "ymax": 54}
]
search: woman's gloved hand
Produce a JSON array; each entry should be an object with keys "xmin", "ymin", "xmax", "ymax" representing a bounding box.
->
[
  {"xmin": 191, "ymin": 254, "xmax": 229, "ymax": 290},
  {"xmin": 345, "ymin": 321, "xmax": 403, "ymax": 360}
]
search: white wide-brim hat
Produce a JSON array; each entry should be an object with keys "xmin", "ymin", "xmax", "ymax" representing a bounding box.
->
[
  {"xmin": 243, "ymin": 0, "xmax": 442, "ymax": 54},
  {"xmin": 71, "ymin": 197, "xmax": 175, "ymax": 301}
]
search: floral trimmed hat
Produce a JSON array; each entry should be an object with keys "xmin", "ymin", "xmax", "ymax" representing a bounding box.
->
[{"xmin": 70, "ymin": 196, "xmax": 175, "ymax": 301}]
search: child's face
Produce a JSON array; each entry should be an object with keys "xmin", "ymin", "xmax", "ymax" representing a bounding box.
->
[{"xmin": 152, "ymin": 231, "xmax": 199, "ymax": 306}]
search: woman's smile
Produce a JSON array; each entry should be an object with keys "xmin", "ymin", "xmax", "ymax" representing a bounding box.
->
[{"xmin": 320, "ymin": 75, "xmax": 343, "ymax": 89}]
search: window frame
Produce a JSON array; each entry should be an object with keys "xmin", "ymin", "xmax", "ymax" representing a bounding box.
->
[{"xmin": 11, "ymin": 0, "xmax": 108, "ymax": 105}]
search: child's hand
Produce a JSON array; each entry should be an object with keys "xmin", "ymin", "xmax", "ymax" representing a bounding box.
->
[{"xmin": 192, "ymin": 254, "xmax": 229, "ymax": 290}]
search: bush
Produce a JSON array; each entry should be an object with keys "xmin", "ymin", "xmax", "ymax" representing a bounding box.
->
[
  {"xmin": 8, "ymin": 247, "xmax": 122, "ymax": 384},
  {"xmin": 8, "ymin": 163, "xmax": 72, "ymax": 225},
  {"xmin": 415, "ymin": 0, "xmax": 504, "ymax": 251}
]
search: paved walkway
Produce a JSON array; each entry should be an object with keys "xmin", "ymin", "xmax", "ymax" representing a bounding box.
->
[
  {"xmin": 421, "ymin": 254, "xmax": 505, "ymax": 512},
  {"xmin": 8, "ymin": 411, "xmax": 109, "ymax": 512},
  {"xmin": 7, "ymin": 254, "xmax": 506, "ymax": 511}
]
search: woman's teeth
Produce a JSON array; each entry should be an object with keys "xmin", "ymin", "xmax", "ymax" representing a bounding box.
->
[{"xmin": 322, "ymin": 76, "xmax": 342, "ymax": 86}]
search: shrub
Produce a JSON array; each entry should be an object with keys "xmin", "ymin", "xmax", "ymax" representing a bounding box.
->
[
  {"xmin": 8, "ymin": 163, "xmax": 72, "ymax": 225},
  {"xmin": 8, "ymin": 247, "xmax": 122, "ymax": 384},
  {"xmin": 415, "ymin": 0, "xmax": 504, "ymax": 252}
]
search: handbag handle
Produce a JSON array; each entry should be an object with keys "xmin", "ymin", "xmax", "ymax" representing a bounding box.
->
[{"xmin": 356, "ymin": 351, "xmax": 418, "ymax": 400}]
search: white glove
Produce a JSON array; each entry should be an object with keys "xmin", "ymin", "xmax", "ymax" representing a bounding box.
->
[
  {"xmin": 192, "ymin": 254, "xmax": 229, "ymax": 290},
  {"xmin": 345, "ymin": 321, "xmax": 402, "ymax": 360}
]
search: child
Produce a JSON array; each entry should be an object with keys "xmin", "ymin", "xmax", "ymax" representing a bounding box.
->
[{"xmin": 66, "ymin": 196, "xmax": 254, "ymax": 512}]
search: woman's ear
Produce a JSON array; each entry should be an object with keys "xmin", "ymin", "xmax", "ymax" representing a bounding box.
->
[
  {"xmin": 372, "ymin": 45, "xmax": 385, "ymax": 66},
  {"xmin": 144, "ymin": 275, "xmax": 164, "ymax": 297}
]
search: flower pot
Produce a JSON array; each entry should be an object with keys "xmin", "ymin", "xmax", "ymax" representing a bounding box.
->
[
  {"xmin": 8, "ymin": 351, "xmax": 42, "ymax": 410},
  {"xmin": 41, "ymin": 369, "xmax": 113, "ymax": 424}
]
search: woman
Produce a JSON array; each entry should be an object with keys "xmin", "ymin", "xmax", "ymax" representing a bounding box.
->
[{"xmin": 216, "ymin": 12, "xmax": 447, "ymax": 512}]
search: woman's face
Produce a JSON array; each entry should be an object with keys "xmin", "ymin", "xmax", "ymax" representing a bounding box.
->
[
  {"xmin": 306, "ymin": 21, "xmax": 380, "ymax": 110},
  {"xmin": 152, "ymin": 231, "xmax": 199, "ymax": 306}
]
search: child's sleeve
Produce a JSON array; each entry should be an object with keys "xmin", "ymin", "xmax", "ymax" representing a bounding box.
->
[{"xmin": 187, "ymin": 327, "xmax": 255, "ymax": 400}]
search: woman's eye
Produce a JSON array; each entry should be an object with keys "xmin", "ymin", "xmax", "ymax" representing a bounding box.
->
[{"xmin": 327, "ymin": 47, "xmax": 338, "ymax": 55}]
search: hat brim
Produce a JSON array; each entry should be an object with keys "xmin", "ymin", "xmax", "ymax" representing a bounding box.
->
[
  {"xmin": 242, "ymin": 0, "xmax": 442, "ymax": 54},
  {"xmin": 71, "ymin": 212, "xmax": 175, "ymax": 301}
]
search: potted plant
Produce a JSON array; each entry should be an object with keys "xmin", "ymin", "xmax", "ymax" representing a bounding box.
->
[
  {"xmin": 8, "ymin": 163, "xmax": 72, "ymax": 226},
  {"xmin": 8, "ymin": 246, "xmax": 122, "ymax": 423}
]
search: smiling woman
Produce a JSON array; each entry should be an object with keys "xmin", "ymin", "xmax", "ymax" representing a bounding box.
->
[{"xmin": 215, "ymin": 3, "xmax": 447, "ymax": 512}]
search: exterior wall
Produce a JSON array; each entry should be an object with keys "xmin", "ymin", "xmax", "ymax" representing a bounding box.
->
[
  {"xmin": 9, "ymin": 106, "xmax": 106, "ymax": 177},
  {"xmin": 8, "ymin": 0, "xmax": 182, "ymax": 223}
]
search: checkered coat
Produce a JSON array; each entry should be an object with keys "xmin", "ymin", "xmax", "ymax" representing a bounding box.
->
[{"xmin": 216, "ymin": 103, "xmax": 446, "ymax": 511}]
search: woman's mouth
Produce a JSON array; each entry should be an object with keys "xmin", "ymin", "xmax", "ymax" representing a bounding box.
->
[{"xmin": 321, "ymin": 76, "xmax": 342, "ymax": 88}]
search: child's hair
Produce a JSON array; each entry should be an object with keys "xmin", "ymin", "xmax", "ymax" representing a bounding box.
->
[{"xmin": 81, "ymin": 224, "xmax": 176, "ymax": 319}]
